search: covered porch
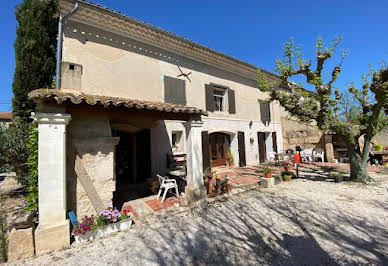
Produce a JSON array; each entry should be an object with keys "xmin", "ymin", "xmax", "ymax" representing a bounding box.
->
[{"xmin": 28, "ymin": 89, "xmax": 208, "ymax": 254}]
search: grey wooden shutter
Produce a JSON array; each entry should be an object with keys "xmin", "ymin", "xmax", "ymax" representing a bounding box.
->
[
  {"xmin": 205, "ymin": 84, "xmax": 214, "ymax": 112},
  {"xmin": 228, "ymin": 89, "xmax": 236, "ymax": 114},
  {"xmin": 164, "ymin": 76, "xmax": 186, "ymax": 105},
  {"xmin": 260, "ymin": 102, "xmax": 271, "ymax": 122},
  {"xmin": 201, "ymin": 131, "xmax": 210, "ymax": 171}
]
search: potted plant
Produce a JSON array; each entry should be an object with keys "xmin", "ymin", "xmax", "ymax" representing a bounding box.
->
[
  {"xmin": 273, "ymin": 175, "xmax": 282, "ymax": 183},
  {"xmin": 284, "ymin": 161, "xmax": 293, "ymax": 172},
  {"xmin": 228, "ymin": 148, "xmax": 234, "ymax": 167},
  {"xmin": 331, "ymin": 172, "xmax": 343, "ymax": 183},
  {"xmin": 203, "ymin": 167, "xmax": 214, "ymax": 195},
  {"xmin": 73, "ymin": 205, "xmax": 132, "ymax": 243},
  {"xmin": 219, "ymin": 175, "xmax": 230, "ymax": 194},
  {"xmin": 263, "ymin": 167, "xmax": 273, "ymax": 178},
  {"xmin": 283, "ymin": 174, "xmax": 292, "ymax": 182}
]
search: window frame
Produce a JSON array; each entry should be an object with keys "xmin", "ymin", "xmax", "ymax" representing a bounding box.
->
[
  {"xmin": 171, "ymin": 130, "xmax": 184, "ymax": 152},
  {"xmin": 212, "ymin": 87, "xmax": 228, "ymax": 113}
]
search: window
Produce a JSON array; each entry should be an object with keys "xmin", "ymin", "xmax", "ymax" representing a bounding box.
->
[
  {"xmin": 260, "ymin": 101, "xmax": 271, "ymax": 123},
  {"xmin": 164, "ymin": 76, "xmax": 186, "ymax": 105},
  {"xmin": 171, "ymin": 131, "xmax": 183, "ymax": 151},
  {"xmin": 205, "ymin": 84, "xmax": 236, "ymax": 114},
  {"xmin": 213, "ymin": 88, "xmax": 226, "ymax": 111}
]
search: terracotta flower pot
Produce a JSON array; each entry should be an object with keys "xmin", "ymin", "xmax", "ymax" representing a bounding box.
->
[
  {"xmin": 264, "ymin": 172, "xmax": 272, "ymax": 178},
  {"xmin": 283, "ymin": 175, "xmax": 291, "ymax": 182},
  {"xmin": 208, "ymin": 183, "xmax": 214, "ymax": 195}
]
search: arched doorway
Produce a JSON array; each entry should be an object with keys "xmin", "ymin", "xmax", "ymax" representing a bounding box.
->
[{"xmin": 209, "ymin": 132, "xmax": 231, "ymax": 167}]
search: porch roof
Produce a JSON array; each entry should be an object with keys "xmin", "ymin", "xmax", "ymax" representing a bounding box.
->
[{"xmin": 28, "ymin": 89, "xmax": 208, "ymax": 116}]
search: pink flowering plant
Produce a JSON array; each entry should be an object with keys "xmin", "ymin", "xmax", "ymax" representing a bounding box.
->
[
  {"xmin": 96, "ymin": 205, "xmax": 120, "ymax": 226},
  {"xmin": 73, "ymin": 215, "xmax": 95, "ymax": 236},
  {"xmin": 72, "ymin": 205, "xmax": 130, "ymax": 236}
]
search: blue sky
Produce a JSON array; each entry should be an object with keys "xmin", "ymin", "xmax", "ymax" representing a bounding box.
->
[{"xmin": 0, "ymin": 0, "xmax": 387, "ymax": 112}]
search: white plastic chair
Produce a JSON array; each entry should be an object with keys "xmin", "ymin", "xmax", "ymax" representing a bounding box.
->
[
  {"xmin": 269, "ymin": 151, "xmax": 276, "ymax": 162},
  {"xmin": 313, "ymin": 148, "xmax": 325, "ymax": 162},
  {"xmin": 301, "ymin": 149, "xmax": 313, "ymax": 162},
  {"xmin": 156, "ymin": 174, "xmax": 179, "ymax": 203}
]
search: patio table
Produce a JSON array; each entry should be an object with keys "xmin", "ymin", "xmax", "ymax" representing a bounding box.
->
[
  {"xmin": 168, "ymin": 168, "xmax": 187, "ymax": 194},
  {"xmin": 275, "ymin": 152, "xmax": 289, "ymax": 162}
]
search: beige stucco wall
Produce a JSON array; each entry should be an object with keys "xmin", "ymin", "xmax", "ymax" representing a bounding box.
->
[{"xmin": 62, "ymin": 21, "xmax": 282, "ymax": 124}]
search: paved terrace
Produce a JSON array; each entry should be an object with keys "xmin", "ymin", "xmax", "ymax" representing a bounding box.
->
[
  {"xmin": 120, "ymin": 162, "xmax": 383, "ymax": 222},
  {"xmin": 17, "ymin": 167, "xmax": 388, "ymax": 265}
]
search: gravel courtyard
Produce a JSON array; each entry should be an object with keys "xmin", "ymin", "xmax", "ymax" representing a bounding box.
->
[{"xmin": 12, "ymin": 171, "xmax": 388, "ymax": 266}]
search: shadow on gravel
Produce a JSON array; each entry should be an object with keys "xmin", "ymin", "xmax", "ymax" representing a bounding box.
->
[{"xmin": 132, "ymin": 188, "xmax": 387, "ymax": 265}]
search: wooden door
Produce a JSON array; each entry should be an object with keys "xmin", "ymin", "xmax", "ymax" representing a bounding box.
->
[
  {"xmin": 258, "ymin": 132, "xmax": 266, "ymax": 163},
  {"xmin": 238, "ymin": 131, "xmax": 246, "ymax": 167},
  {"xmin": 209, "ymin": 133, "xmax": 229, "ymax": 167}
]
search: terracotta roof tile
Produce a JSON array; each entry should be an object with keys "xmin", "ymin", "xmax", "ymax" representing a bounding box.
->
[
  {"xmin": 28, "ymin": 89, "xmax": 208, "ymax": 116},
  {"xmin": 0, "ymin": 112, "xmax": 12, "ymax": 121}
]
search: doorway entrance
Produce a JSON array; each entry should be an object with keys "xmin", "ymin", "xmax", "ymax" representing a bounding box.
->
[
  {"xmin": 257, "ymin": 132, "xmax": 266, "ymax": 163},
  {"xmin": 209, "ymin": 132, "xmax": 230, "ymax": 167},
  {"xmin": 112, "ymin": 129, "xmax": 151, "ymax": 208}
]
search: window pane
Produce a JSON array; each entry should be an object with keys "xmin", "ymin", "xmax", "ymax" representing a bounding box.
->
[
  {"xmin": 172, "ymin": 133, "xmax": 177, "ymax": 147},
  {"xmin": 211, "ymin": 135, "xmax": 217, "ymax": 160},
  {"xmin": 214, "ymin": 90, "xmax": 224, "ymax": 96},
  {"xmin": 214, "ymin": 95, "xmax": 223, "ymax": 111}
]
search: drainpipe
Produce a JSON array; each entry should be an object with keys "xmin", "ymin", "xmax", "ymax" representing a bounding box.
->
[{"xmin": 56, "ymin": 2, "xmax": 79, "ymax": 89}]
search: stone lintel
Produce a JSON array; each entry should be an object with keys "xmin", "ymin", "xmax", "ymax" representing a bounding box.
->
[
  {"xmin": 31, "ymin": 112, "xmax": 71, "ymax": 125},
  {"xmin": 183, "ymin": 119, "xmax": 203, "ymax": 128},
  {"xmin": 73, "ymin": 137, "xmax": 120, "ymax": 146}
]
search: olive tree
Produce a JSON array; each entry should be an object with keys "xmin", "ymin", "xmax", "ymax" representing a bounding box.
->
[{"xmin": 258, "ymin": 37, "xmax": 387, "ymax": 182}]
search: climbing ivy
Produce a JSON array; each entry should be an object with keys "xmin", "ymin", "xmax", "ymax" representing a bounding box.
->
[{"xmin": 24, "ymin": 125, "xmax": 38, "ymax": 212}]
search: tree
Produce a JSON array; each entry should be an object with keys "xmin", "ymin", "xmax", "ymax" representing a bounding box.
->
[
  {"xmin": 12, "ymin": 0, "xmax": 58, "ymax": 122},
  {"xmin": 0, "ymin": 121, "xmax": 30, "ymax": 188},
  {"xmin": 258, "ymin": 37, "xmax": 387, "ymax": 183}
]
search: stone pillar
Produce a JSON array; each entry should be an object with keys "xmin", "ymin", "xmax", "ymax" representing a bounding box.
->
[
  {"xmin": 324, "ymin": 134, "xmax": 335, "ymax": 163},
  {"xmin": 32, "ymin": 112, "xmax": 71, "ymax": 254},
  {"xmin": 183, "ymin": 119, "xmax": 207, "ymax": 204}
]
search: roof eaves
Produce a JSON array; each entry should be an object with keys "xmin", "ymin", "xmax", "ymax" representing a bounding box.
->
[{"xmin": 64, "ymin": 0, "xmax": 280, "ymax": 81}]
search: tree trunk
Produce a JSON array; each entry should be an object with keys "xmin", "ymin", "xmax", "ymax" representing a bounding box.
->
[{"xmin": 347, "ymin": 139, "xmax": 373, "ymax": 183}]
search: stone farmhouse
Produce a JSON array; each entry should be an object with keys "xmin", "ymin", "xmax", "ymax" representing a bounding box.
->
[{"xmin": 27, "ymin": 0, "xmax": 307, "ymax": 254}]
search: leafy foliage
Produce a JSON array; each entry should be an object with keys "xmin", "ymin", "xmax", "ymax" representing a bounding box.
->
[
  {"xmin": 12, "ymin": 0, "xmax": 58, "ymax": 122},
  {"xmin": 24, "ymin": 125, "xmax": 38, "ymax": 211},
  {"xmin": 0, "ymin": 121, "xmax": 30, "ymax": 188},
  {"xmin": 258, "ymin": 37, "xmax": 388, "ymax": 182}
]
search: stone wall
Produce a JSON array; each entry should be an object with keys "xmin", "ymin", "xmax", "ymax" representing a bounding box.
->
[
  {"xmin": 281, "ymin": 117, "xmax": 324, "ymax": 151},
  {"xmin": 67, "ymin": 115, "xmax": 117, "ymax": 218},
  {"xmin": 373, "ymin": 128, "xmax": 388, "ymax": 146}
]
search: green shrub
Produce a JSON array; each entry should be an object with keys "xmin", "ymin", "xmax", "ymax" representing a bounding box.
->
[
  {"xmin": 0, "ymin": 121, "xmax": 30, "ymax": 188},
  {"xmin": 263, "ymin": 167, "xmax": 273, "ymax": 174},
  {"xmin": 24, "ymin": 125, "xmax": 38, "ymax": 211},
  {"xmin": 330, "ymin": 172, "xmax": 343, "ymax": 179},
  {"xmin": 274, "ymin": 175, "xmax": 282, "ymax": 180}
]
